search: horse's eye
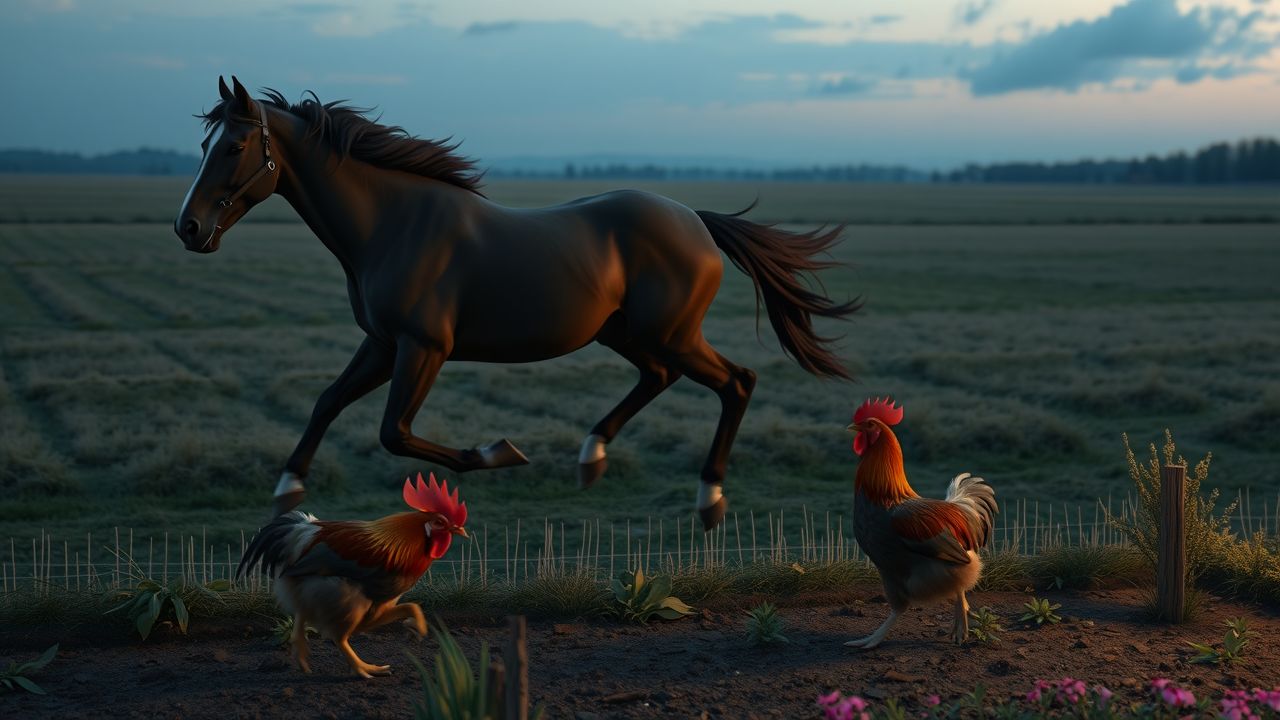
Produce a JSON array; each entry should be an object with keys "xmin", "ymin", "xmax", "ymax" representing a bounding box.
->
[{"xmin": 228, "ymin": 145, "xmax": 246, "ymax": 155}]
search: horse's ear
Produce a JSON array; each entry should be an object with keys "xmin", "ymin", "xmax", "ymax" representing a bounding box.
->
[
  {"xmin": 218, "ymin": 76, "xmax": 233, "ymax": 102},
  {"xmin": 230, "ymin": 75, "xmax": 256, "ymax": 113}
]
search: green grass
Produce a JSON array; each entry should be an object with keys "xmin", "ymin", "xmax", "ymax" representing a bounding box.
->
[{"xmin": 1, "ymin": 179, "xmax": 1278, "ymax": 558}]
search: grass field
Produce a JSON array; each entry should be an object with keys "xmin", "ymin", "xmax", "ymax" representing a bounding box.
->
[{"xmin": 1, "ymin": 176, "xmax": 1278, "ymax": 559}]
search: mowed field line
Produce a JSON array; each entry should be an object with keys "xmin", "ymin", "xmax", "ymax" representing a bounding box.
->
[{"xmin": 2, "ymin": 179, "xmax": 1279, "ymax": 546}]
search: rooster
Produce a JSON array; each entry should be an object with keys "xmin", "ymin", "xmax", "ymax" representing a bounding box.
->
[
  {"xmin": 237, "ymin": 472, "xmax": 468, "ymax": 677},
  {"xmin": 846, "ymin": 397, "xmax": 997, "ymax": 649}
]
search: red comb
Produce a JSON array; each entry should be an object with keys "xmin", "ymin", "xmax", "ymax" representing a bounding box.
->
[
  {"xmin": 853, "ymin": 396, "xmax": 903, "ymax": 427},
  {"xmin": 402, "ymin": 472, "xmax": 468, "ymax": 527}
]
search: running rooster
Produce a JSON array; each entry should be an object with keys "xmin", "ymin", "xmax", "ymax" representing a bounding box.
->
[
  {"xmin": 846, "ymin": 397, "xmax": 997, "ymax": 649},
  {"xmin": 237, "ymin": 473, "xmax": 468, "ymax": 677}
]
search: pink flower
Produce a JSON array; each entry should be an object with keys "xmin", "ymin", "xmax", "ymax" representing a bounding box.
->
[
  {"xmin": 1252, "ymin": 689, "xmax": 1280, "ymax": 712},
  {"xmin": 1027, "ymin": 679, "xmax": 1052, "ymax": 703},
  {"xmin": 924, "ymin": 695, "xmax": 941, "ymax": 707},
  {"xmin": 1160, "ymin": 686, "xmax": 1196, "ymax": 708},
  {"xmin": 1094, "ymin": 685, "xmax": 1113, "ymax": 708},
  {"xmin": 1055, "ymin": 678, "xmax": 1087, "ymax": 704},
  {"xmin": 1151, "ymin": 678, "xmax": 1173, "ymax": 691},
  {"xmin": 818, "ymin": 691, "xmax": 842, "ymax": 707}
]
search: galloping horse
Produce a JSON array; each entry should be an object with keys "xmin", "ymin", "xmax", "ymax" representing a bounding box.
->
[{"xmin": 175, "ymin": 77, "xmax": 858, "ymax": 530}]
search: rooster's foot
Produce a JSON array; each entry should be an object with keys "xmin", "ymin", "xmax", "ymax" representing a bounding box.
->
[
  {"xmin": 353, "ymin": 662, "xmax": 392, "ymax": 678},
  {"xmin": 843, "ymin": 636, "xmax": 883, "ymax": 649}
]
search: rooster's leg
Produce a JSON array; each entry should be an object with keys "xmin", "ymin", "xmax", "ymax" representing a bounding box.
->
[
  {"xmin": 292, "ymin": 614, "xmax": 312, "ymax": 673},
  {"xmin": 336, "ymin": 635, "xmax": 391, "ymax": 678},
  {"xmin": 844, "ymin": 608, "xmax": 900, "ymax": 649},
  {"xmin": 951, "ymin": 592, "xmax": 970, "ymax": 644},
  {"xmin": 357, "ymin": 602, "xmax": 428, "ymax": 640}
]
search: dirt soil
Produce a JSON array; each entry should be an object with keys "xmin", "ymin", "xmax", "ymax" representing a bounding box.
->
[{"xmin": 2, "ymin": 588, "xmax": 1278, "ymax": 719}]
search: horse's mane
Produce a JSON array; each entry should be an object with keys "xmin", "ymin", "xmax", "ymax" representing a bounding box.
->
[{"xmin": 199, "ymin": 89, "xmax": 484, "ymax": 196}]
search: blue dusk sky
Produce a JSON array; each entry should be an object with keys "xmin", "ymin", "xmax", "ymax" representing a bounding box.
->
[{"xmin": 2, "ymin": 0, "xmax": 1278, "ymax": 168}]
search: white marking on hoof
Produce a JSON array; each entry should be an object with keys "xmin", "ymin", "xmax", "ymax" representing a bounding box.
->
[
  {"xmin": 274, "ymin": 471, "xmax": 305, "ymax": 498},
  {"xmin": 697, "ymin": 483, "xmax": 723, "ymax": 511},
  {"xmin": 578, "ymin": 434, "xmax": 608, "ymax": 464}
]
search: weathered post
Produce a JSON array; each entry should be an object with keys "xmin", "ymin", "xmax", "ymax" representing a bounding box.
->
[
  {"xmin": 486, "ymin": 659, "xmax": 505, "ymax": 717},
  {"xmin": 504, "ymin": 615, "xmax": 528, "ymax": 720},
  {"xmin": 1157, "ymin": 463, "xmax": 1187, "ymax": 623}
]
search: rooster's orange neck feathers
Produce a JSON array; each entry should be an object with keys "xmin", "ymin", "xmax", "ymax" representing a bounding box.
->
[
  {"xmin": 856, "ymin": 421, "xmax": 918, "ymax": 506},
  {"xmin": 315, "ymin": 512, "xmax": 433, "ymax": 578}
]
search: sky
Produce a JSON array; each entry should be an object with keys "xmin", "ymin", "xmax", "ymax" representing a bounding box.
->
[{"xmin": 2, "ymin": 0, "xmax": 1278, "ymax": 169}]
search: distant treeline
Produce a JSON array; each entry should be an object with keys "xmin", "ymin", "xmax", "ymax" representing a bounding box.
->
[
  {"xmin": 3, "ymin": 137, "xmax": 1277, "ymax": 184},
  {"xmin": 491, "ymin": 163, "xmax": 931, "ymax": 183},
  {"xmin": 940, "ymin": 138, "xmax": 1280, "ymax": 184},
  {"xmin": 0, "ymin": 148, "xmax": 198, "ymax": 175}
]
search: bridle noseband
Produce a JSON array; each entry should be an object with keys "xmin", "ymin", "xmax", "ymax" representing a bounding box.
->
[{"xmin": 218, "ymin": 103, "xmax": 276, "ymax": 209}]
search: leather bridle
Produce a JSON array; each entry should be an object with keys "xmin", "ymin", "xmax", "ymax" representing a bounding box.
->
[{"xmin": 219, "ymin": 102, "xmax": 276, "ymax": 209}]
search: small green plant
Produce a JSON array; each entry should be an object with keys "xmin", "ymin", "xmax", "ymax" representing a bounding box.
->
[
  {"xmin": 745, "ymin": 602, "xmax": 788, "ymax": 646},
  {"xmin": 409, "ymin": 621, "xmax": 544, "ymax": 720},
  {"xmin": 105, "ymin": 579, "xmax": 190, "ymax": 640},
  {"xmin": 1, "ymin": 644, "xmax": 58, "ymax": 695},
  {"xmin": 609, "ymin": 567, "xmax": 695, "ymax": 624},
  {"xmin": 1019, "ymin": 597, "xmax": 1062, "ymax": 627},
  {"xmin": 1188, "ymin": 617, "xmax": 1250, "ymax": 666},
  {"xmin": 266, "ymin": 614, "xmax": 318, "ymax": 648},
  {"xmin": 968, "ymin": 606, "xmax": 1003, "ymax": 644}
]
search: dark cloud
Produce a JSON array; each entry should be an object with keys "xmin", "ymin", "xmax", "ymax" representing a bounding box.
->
[
  {"xmin": 955, "ymin": 0, "xmax": 998, "ymax": 27},
  {"xmin": 960, "ymin": 0, "xmax": 1268, "ymax": 95},
  {"xmin": 1174, "ymin": 63, "xmax": 1251, "ymax": 84},
  {"xmin": 464, "ymin": 20, "xmax": 521, "ymax": 36},
  {"xmin": 817, "ymin": 76, "xmax": 875, "ymax": 95}
]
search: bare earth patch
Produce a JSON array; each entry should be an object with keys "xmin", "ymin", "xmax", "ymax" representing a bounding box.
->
[{"xmin": 2, "ymin": 587, "xmax": 1277, "ymax": 719}]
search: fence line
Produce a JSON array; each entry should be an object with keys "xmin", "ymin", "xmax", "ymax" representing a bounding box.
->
[{"xmin": 2, "ymin": 492, "xmax": 1275, "ymax": 596}]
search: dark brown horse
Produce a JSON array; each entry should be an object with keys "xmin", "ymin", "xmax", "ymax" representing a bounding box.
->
[{"xmin": 175, "ymin": 77, "xmax": 858, "ymax": 529}]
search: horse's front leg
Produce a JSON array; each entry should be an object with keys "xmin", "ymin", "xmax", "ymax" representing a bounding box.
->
[
  {"xmin": 275, "ymin": 336, "xmax": 394, "ymax": 515},
  {"xmin": 379, "ymin": 339, "xmax": 529, "ymax": 471}
]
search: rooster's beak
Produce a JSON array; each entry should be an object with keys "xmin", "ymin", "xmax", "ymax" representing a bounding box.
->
[
  {"xmin": 452, "ymin": 526, "xmax": 469, "ymax": 539},
  {"xmin": 846, "ymin": 422, "xmax": 857, "ymax": 433}
]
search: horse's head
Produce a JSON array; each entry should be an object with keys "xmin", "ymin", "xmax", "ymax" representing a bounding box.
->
[{"xmin": 175, "ymin": 76, "xmax": 281, "ymax": 253}]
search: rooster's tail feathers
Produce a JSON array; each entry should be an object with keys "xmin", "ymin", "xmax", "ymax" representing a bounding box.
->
[
  {"xmin": 945, "ymin": 473, "xmax": 998, "ymax": 548},
  {"xmin": 236, "ymin": 510, "xmax": 318, "ymax": 580}
]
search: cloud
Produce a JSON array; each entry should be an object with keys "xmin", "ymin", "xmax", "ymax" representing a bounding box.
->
[
  {"xmin": 1174, "ymin": 63, "xmax": 1251, "ymax": 84},
  {"xmin": 464, "ymin": 20, "xmax": 521, "ymax": 36},
  {"xmin": 817, "ymin": 75, "xmax": 876, "ymax": 95},
  {"xmin": 868, "ymin": 14, "xmax": 901, "ymax": 26},
  {"xmin": 960, "ymin": 0, "xmax": 1273, "ymax": 95},
  {"xmin": 954, "ymin": 0, "xmax": 998, "ymax": 27}
]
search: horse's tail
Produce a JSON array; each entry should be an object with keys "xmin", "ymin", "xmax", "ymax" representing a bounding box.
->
[{"xmin": 696, "ymin": 202, "xmax": 860, "ymax": 380}]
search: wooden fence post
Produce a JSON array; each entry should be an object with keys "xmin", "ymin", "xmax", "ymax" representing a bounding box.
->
[
  {"xmin": 1157, "ymin": 463, "xmax": 1187, "ymax": 623},
  {"xmin": 504, "ymin": 615, "xmax": 528, "ymax": 720}
]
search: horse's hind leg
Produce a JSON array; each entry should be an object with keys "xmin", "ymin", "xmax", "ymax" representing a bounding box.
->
[
  {"xmin": 579, "ymin": 340, "xmax": 682, "ymax": 489},
  {"xmin": 277, "ymin": 336, "xmax": 394, "ymax": 515},
  {"xmin": 657, "ymin": 337, "xmax": 756, "ymax": 531},
  {"xmin": 380, "ymin": 339, "xmax": 530, "ymax": 471}
]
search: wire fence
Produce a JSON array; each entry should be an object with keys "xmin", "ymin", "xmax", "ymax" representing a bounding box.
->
[{"xmin": 3, "ymin": 491, "xmax": 1276, "ymax": 596}]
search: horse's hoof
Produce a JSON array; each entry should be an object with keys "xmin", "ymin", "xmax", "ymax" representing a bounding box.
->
[
  {"xmin": 477, "ymin": 438, "xmax": 530, "ymax": 469},
  {"xmin": 577, "ymin": 457, "xmax": 607, "ymax": 489},
  {"xmin": 698, "ymin": 496, "xmax": 728, "ymax": 531},
  {"xmin": 271, "ymin": 489, "xmax": 306, "ymax": 517}
]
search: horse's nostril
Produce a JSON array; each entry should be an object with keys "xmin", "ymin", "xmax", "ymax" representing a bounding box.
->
[{"xmin": 183, "ymin": 218, "xmax": 201, "ymax": 239}]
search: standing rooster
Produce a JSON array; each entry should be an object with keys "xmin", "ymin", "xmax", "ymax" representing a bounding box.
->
[
  {"xmin": 238, "ymin": 473, "xmax": 468, "ymax": 677},
  {"xmin": 846, "ymin": 397, "xmax": 997, "ymax": 648}
]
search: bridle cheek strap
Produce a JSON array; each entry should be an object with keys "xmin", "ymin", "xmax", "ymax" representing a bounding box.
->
[{"xmin": 219, "ymin": 103, "xmax": 276, "ymax": 209}]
